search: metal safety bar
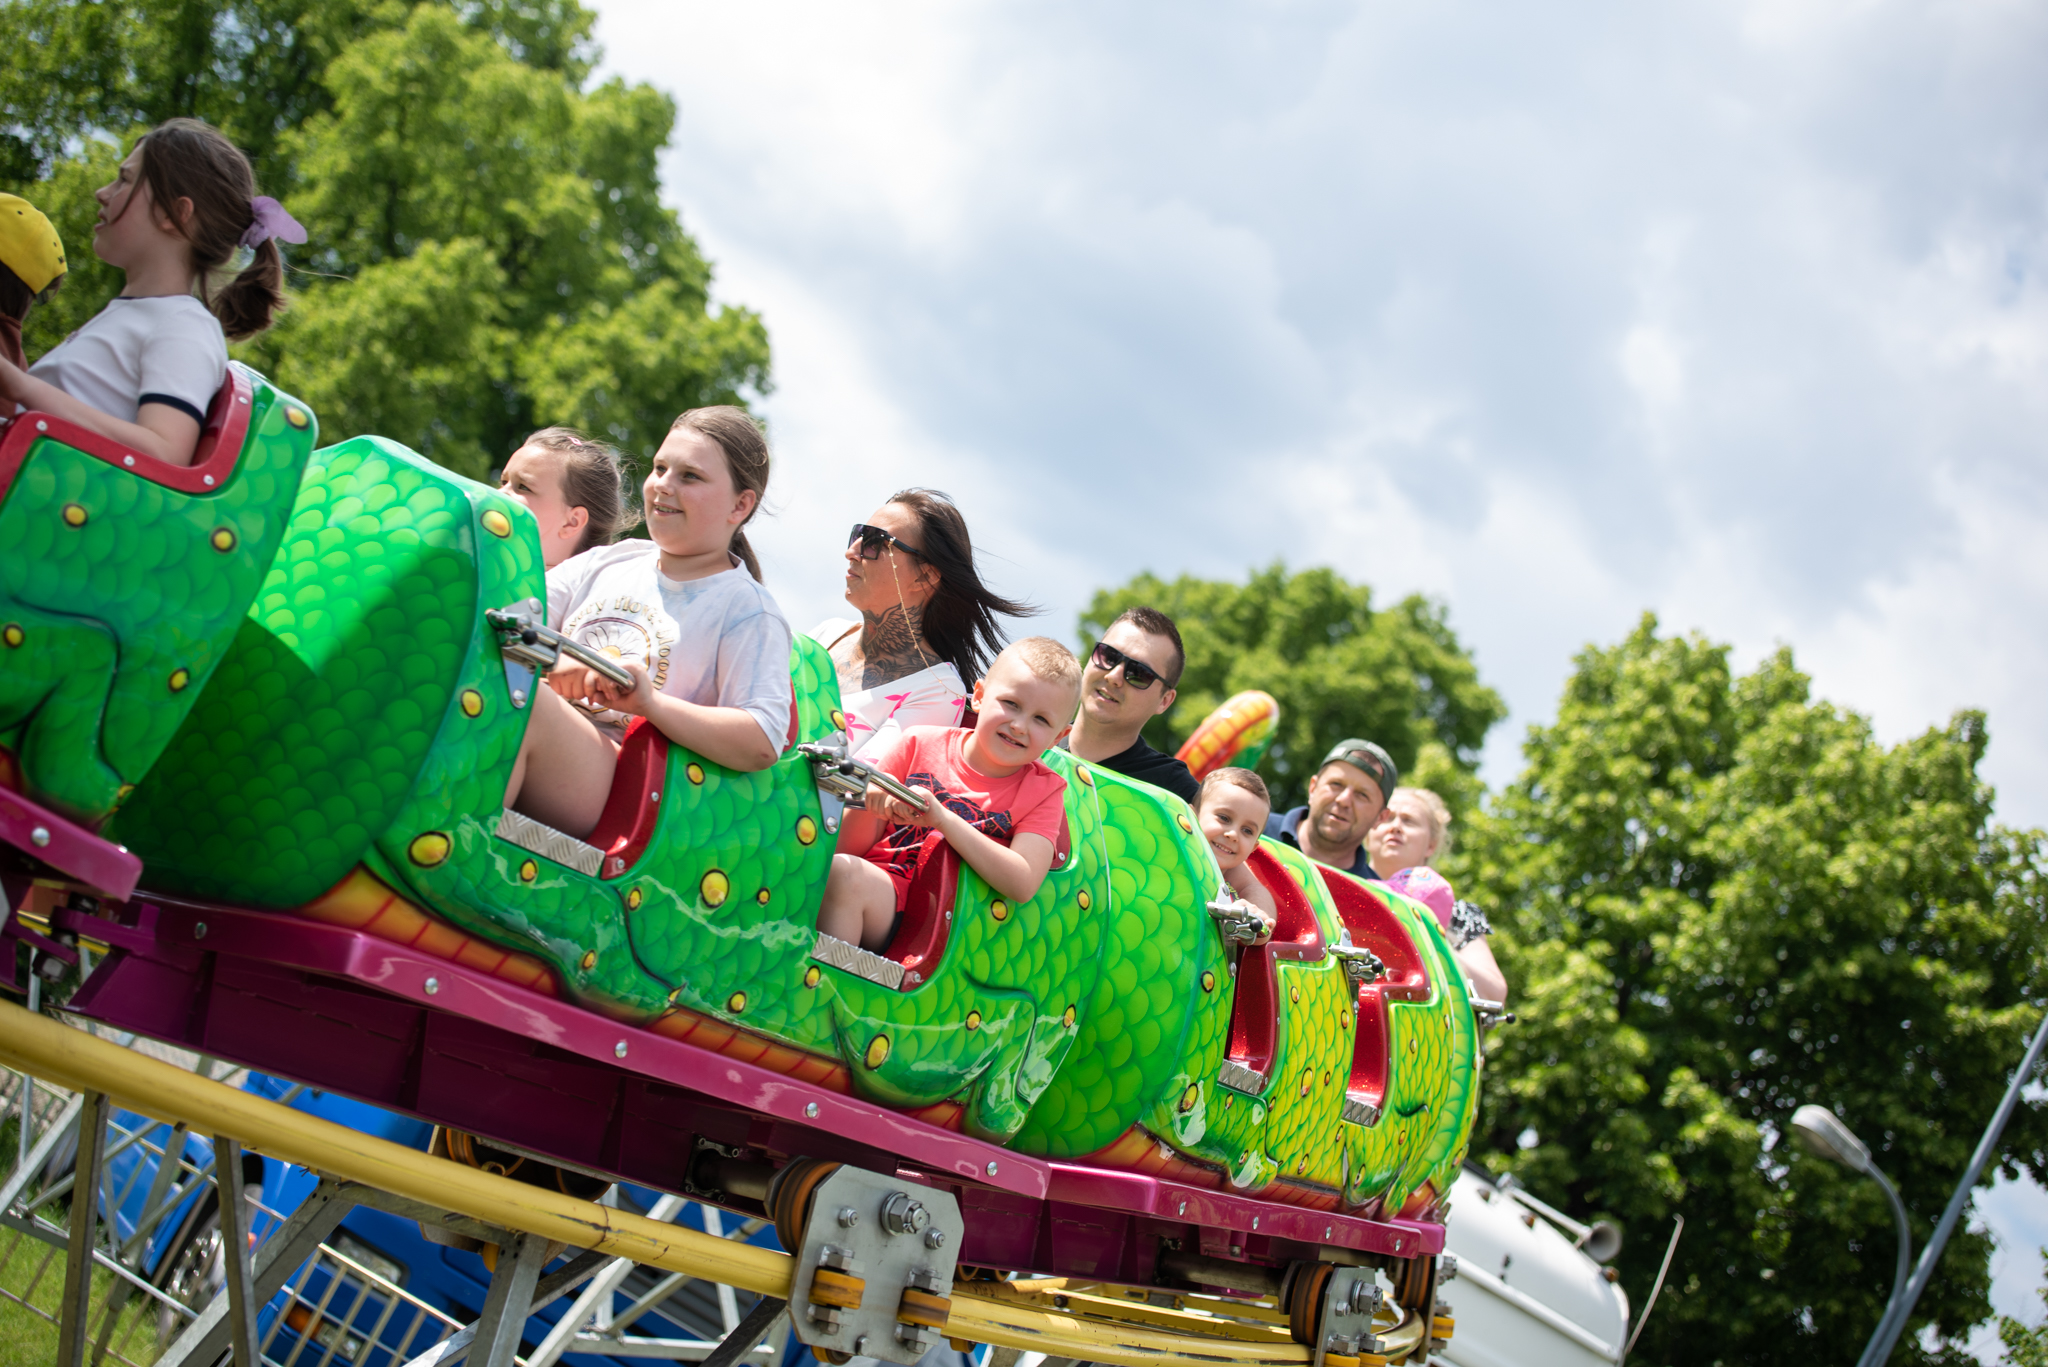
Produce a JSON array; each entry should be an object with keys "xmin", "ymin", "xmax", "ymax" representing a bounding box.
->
[
  {"xmin": 796, "ymin": 742, "xmax": 931, "ymax": 812},
  {"xmin": 1205, "ymin": 891, "xmax": 1269, "ymax": 946},
  {"xmin": 486, "ymin": 608, "xmax": 636, "ymax": 690}
]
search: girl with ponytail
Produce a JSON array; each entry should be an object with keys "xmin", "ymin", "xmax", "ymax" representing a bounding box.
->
[
  {"xmin": 506, "ymin": 407, "xmax": 794, "ymax": 839},
  {"xmin": 0, "ymin": 117, "xmax": 299, "ymax": 467}
]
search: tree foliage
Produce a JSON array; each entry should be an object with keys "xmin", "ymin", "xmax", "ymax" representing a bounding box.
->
[
  {"xmin": 2001, "ymin": 1256, "xmax": 2048, "ymax": 1367},
  {"xmin": 2, "ymin": 0, "xmax": 768, "ymax": 477},
  {"xmin": 1080, "ymin": 565, "xmax": 1505, "ymax": 813},
  {"xmin": 1448, "ymin": 614, "xmax": 2048, "ymax": 1366}
]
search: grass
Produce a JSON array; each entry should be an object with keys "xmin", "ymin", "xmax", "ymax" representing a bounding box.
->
[{"xmin": 0, "ymin": 1203, "xmax": 167, "ymax": 1366}]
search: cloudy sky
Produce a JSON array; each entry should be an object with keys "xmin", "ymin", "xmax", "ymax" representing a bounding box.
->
[{"xmin": 586, "ymin": 0, "xmax": 2048, "ymax": 1338}]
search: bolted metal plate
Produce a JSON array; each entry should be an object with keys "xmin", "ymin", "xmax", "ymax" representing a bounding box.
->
[
  {"xmin": 789, "ymin": 1165, "xmax": 964, "ymax": 1365},
  {"xmin": 1313, "ymin": 1264, "xmax": 1386, "ymax": 1367},
  {"xmin": 1218, "ymin": 1060, "xmax": 1269, "ymax": 1094}
]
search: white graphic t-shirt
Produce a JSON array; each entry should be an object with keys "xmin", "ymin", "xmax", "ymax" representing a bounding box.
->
[
  {"xmin": 546, "ymin": 541, "xmax": 795, "ymax": 750},
  {"xmin": 806, "ymin": 617, "xmax": 966, "ymax": 758}
]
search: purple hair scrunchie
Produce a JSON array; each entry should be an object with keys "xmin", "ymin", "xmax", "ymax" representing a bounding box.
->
[{"xmin": 240, "ymin": 196, "xmax": 307, "ymax": 250}]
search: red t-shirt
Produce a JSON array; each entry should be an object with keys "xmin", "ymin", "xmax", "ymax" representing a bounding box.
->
[{"xmin": 859, "ymin": 725, "xmax": 1068, "ymax": 896}]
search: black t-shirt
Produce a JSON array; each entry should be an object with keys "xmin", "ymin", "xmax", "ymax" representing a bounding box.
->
[{"xmin": 1093, "ymin": 735, "xmax": 1201, "ymax": 804}]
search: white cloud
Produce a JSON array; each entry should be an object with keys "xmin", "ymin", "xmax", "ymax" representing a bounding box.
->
[
  {"xmin": 588, "ymin": 0, "xmax": 2048, "ymax": 1344},
  {"xmin": 588, "ymin": 0, "xmax": 2048, "ymax": 831}
]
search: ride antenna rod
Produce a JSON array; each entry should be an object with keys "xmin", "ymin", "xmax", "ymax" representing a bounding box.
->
[{"xmin": 1857, "ymin": 1006, "xmax": 2048, "ymax": 1367}]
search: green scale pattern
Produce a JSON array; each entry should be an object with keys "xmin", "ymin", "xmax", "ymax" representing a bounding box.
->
[
  {"xmin": 1010, "ymin": 767, "xmax": 1229, "ymax": 1158},
  {"xmin": 112, "ymin": 437, "xmax": 494, "ymax": 908},
  {"xmin": 611, "ymin": 738, "xmax": 1115, "ymax": 1143},
  {"xmin": 80, "ymin": 419, "xmax": 1476, "ymax": 1206},
  {"xmin": 0, "ymin": 370, "xmax": 316, "ymax": 824}
]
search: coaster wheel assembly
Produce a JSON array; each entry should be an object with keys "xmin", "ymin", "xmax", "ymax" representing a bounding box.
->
[
  {"xmin": 1282, "ymin": 1253, "xmax": 1448, "ymax": 1366},
  {"xmin": 766, "ymin": 1156, "xmax": 842, "ymax": 1252}
]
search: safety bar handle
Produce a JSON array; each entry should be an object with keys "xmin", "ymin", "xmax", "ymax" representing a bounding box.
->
[
  {"xmin": 485, "ymin": 609, "xmax": 635, "ymax": 690},
  {"xmin": 1205, "ymin": 891, "xmax": 1269, "ymax": 947},
  {"xmin": 794, "ymin": 742, "xmax": 931, "ymax": 812}
]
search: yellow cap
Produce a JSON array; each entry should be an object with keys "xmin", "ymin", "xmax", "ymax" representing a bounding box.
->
[{"xmin": 0, "ymin": 194, "xmax": 67, "ymax": 294}]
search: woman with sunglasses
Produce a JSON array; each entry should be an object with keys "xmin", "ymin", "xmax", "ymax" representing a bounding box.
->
[{"xmin": 810, "ymin": 489, "xmax": 1037, "ymax": 756}]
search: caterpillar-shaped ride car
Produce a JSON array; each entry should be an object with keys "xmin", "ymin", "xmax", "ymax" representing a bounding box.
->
[{"xmin": 0, "ymin": 367, "xmax": 1479, "ymax": 1364}]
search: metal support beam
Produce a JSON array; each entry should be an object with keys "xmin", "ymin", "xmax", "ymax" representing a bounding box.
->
[
  {"xmin": 157, "ymin": 1178, "xmax": 354, "ymax": 1367},
  {"xmin": 16, "ymin": 1062, "xmax": 34, "ymax": 1169},
  {"xmin": 701, "ymin": 1296, "xmax": 789, "ymax": 1367},
  {"xmin": 55, "ymin": 1091, "xmax": 109, "ymax": 1367},
  {"xmin": 0, "ymin": 1086, "xmax": 84, "ymax": 1213},
  {"xmin": 212, "ymin": 1135, "xmax": 259, "ymax": 1366},
  {"xmin": 400, "ymin": 1247, "xmax": 610, "ymax": 1367},
  {"xmin": 528, "ymin": 1193, "xmax": 687, "ymax": 1367},
  {"xmin": 469, "ymin": 1231, "xmax": 550, "ymax": 1367},
  {"xmin": 122, "ymin": 1119, "xmax": 190, "ymax": 1262},
  {"xmin": 331, "ymin": 1179, "xmax": 520, "ymax": 1250}
]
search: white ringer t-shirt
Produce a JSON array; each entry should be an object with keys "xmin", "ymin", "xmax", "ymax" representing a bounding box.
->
[{"xmin": 30, "ymin": 295, "xmax": 228, "ymax": 425}]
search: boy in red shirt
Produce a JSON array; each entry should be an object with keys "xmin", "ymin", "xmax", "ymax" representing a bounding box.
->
[{"xmin": 817, "ymin": 637, "xmax": 1082, "ymax": 952}]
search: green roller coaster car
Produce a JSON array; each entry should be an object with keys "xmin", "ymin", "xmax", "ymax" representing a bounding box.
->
[{"xmin": 1, "ymin": 375, "xmax": 1478, "ymax": 1218}]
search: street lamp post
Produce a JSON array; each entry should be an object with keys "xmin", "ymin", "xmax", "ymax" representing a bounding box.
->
[
  {"xmin": 1792, "ymin": 1008, "xmax": 2048, "ymax": 1367},
  {"xmin": 1789, "ymin": 1105, "xmax": 1910, "ymax": 1313}
]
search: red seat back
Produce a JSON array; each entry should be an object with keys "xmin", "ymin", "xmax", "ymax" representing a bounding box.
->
[
  {"xmin": 885, "ymin": 833, "xmax": 958, "ymax": 985},
  {"xmin": 0, "ymin": 366, "xmax": 251, "ymax": 500},
  {"xmin": 588, "ymin": 717, "xmax": 670, "ymax": 878},
  {"xmin": 1223, "ymin": 845, "xmax": 1326, "ymax": 1079},
  {"xmin": 884, "ymin": 812, "xmax": 1072, "ymax": 988},
  {"xmin": 1315, "ymin": 866, "xmax": 1432, "ymax": 1118}
]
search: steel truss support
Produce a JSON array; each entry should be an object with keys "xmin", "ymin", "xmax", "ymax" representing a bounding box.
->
[
  {"xmin": 700, "ymin": 1296, "xmax": 790, "ymax": 1367},
  {"xmin": 469, "ymin": 1231, "xmax": 550, "ymax": 1367},
  {"xmin": 156, "ymin": 1179, "xmax": 353, "ymax": 1367},
  {"xmin": 54, "ymin": 1091, "xmax": 110, "ymax": 1367}
]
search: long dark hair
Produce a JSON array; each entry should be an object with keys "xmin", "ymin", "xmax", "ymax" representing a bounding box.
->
[
  {"xmin": 887, "ymin": 488, "xmax": 1037, "ymax": 684},
  {"xmin": 672, "ymin": 406, "xmax": 770, "ymax": 581},
  {"xmin": 133, "ymin": 118, "xmax": 286, "ymax": 340}
]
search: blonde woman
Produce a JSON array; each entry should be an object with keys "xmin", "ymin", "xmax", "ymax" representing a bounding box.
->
[{"xmin": 1368, "ymin": 787, "xmax": 1508, "ymax": 1004}]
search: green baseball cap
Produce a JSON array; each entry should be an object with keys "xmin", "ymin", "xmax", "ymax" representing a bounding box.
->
[{"xmin": 1318, "ymin": 738, "xmax": 1397, "ymax": 797}]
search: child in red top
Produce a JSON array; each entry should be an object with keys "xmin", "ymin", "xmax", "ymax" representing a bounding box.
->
[{"xmin": 817, "ymin": 637, "xmax": 1083, "ymax": 951}]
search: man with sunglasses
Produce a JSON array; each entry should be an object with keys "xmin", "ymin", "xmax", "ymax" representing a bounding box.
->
[
  {"xmin": 1066, "ymin": 607, "xmax": 1201, "ymax": 804},
  {"xmin": 1265, "ymin": 739, "xmax": 1398, "ymax": 881}
]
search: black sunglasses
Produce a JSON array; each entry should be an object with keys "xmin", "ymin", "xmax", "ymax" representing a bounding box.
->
[
  {"xmin": 1090, "ymin": 640, "xmax": 1166, "ymax": 691},
  {"xmin": 849, "ymin": 523, "xmax": 923, "ymax": 561}
]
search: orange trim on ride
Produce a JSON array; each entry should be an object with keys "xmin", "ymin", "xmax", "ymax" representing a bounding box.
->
[
  {"xmin": 1083, "ymin": 1127, "xmax": 1366, "ymax": 1212},
  {"xmin": 649, "ymin": 1009, "xmax": 854, "ymax": 1093},
  {"xmin": 906, "ymin": 1100, "xmax": 967, "ymax": 1131},
  {"xmin": 298, "ymin": 868, "xmax": 559, "ymax": 996}
]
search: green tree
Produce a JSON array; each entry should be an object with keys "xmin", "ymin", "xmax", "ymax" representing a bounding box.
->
[
  {"xmin": 1081, "ymin": 565, "xmax": 1505, "ymax": 812},
  {"xmin": 1, "ymin": 1, "xmax": 596, "ymax": 184},
  {"xmin": 2000, "ymin": 1255, "xmax": 2048, "ymax": 1367},
  {"xmin": 4, "ymin": 0, "xmax": 767, "ymax": 476},
  {"xmin": 1448, "ymin": 614, "xmax": 2048, "ymax": 1366}
]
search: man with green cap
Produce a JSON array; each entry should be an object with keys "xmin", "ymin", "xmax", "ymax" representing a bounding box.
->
[
  {"xmin": 1264, "ymin": 738, "xmax": 1397, "ymax": 881},
  {"xmin": 0, "ymin": 192, "xmax": 66, "ymax": 370}
]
